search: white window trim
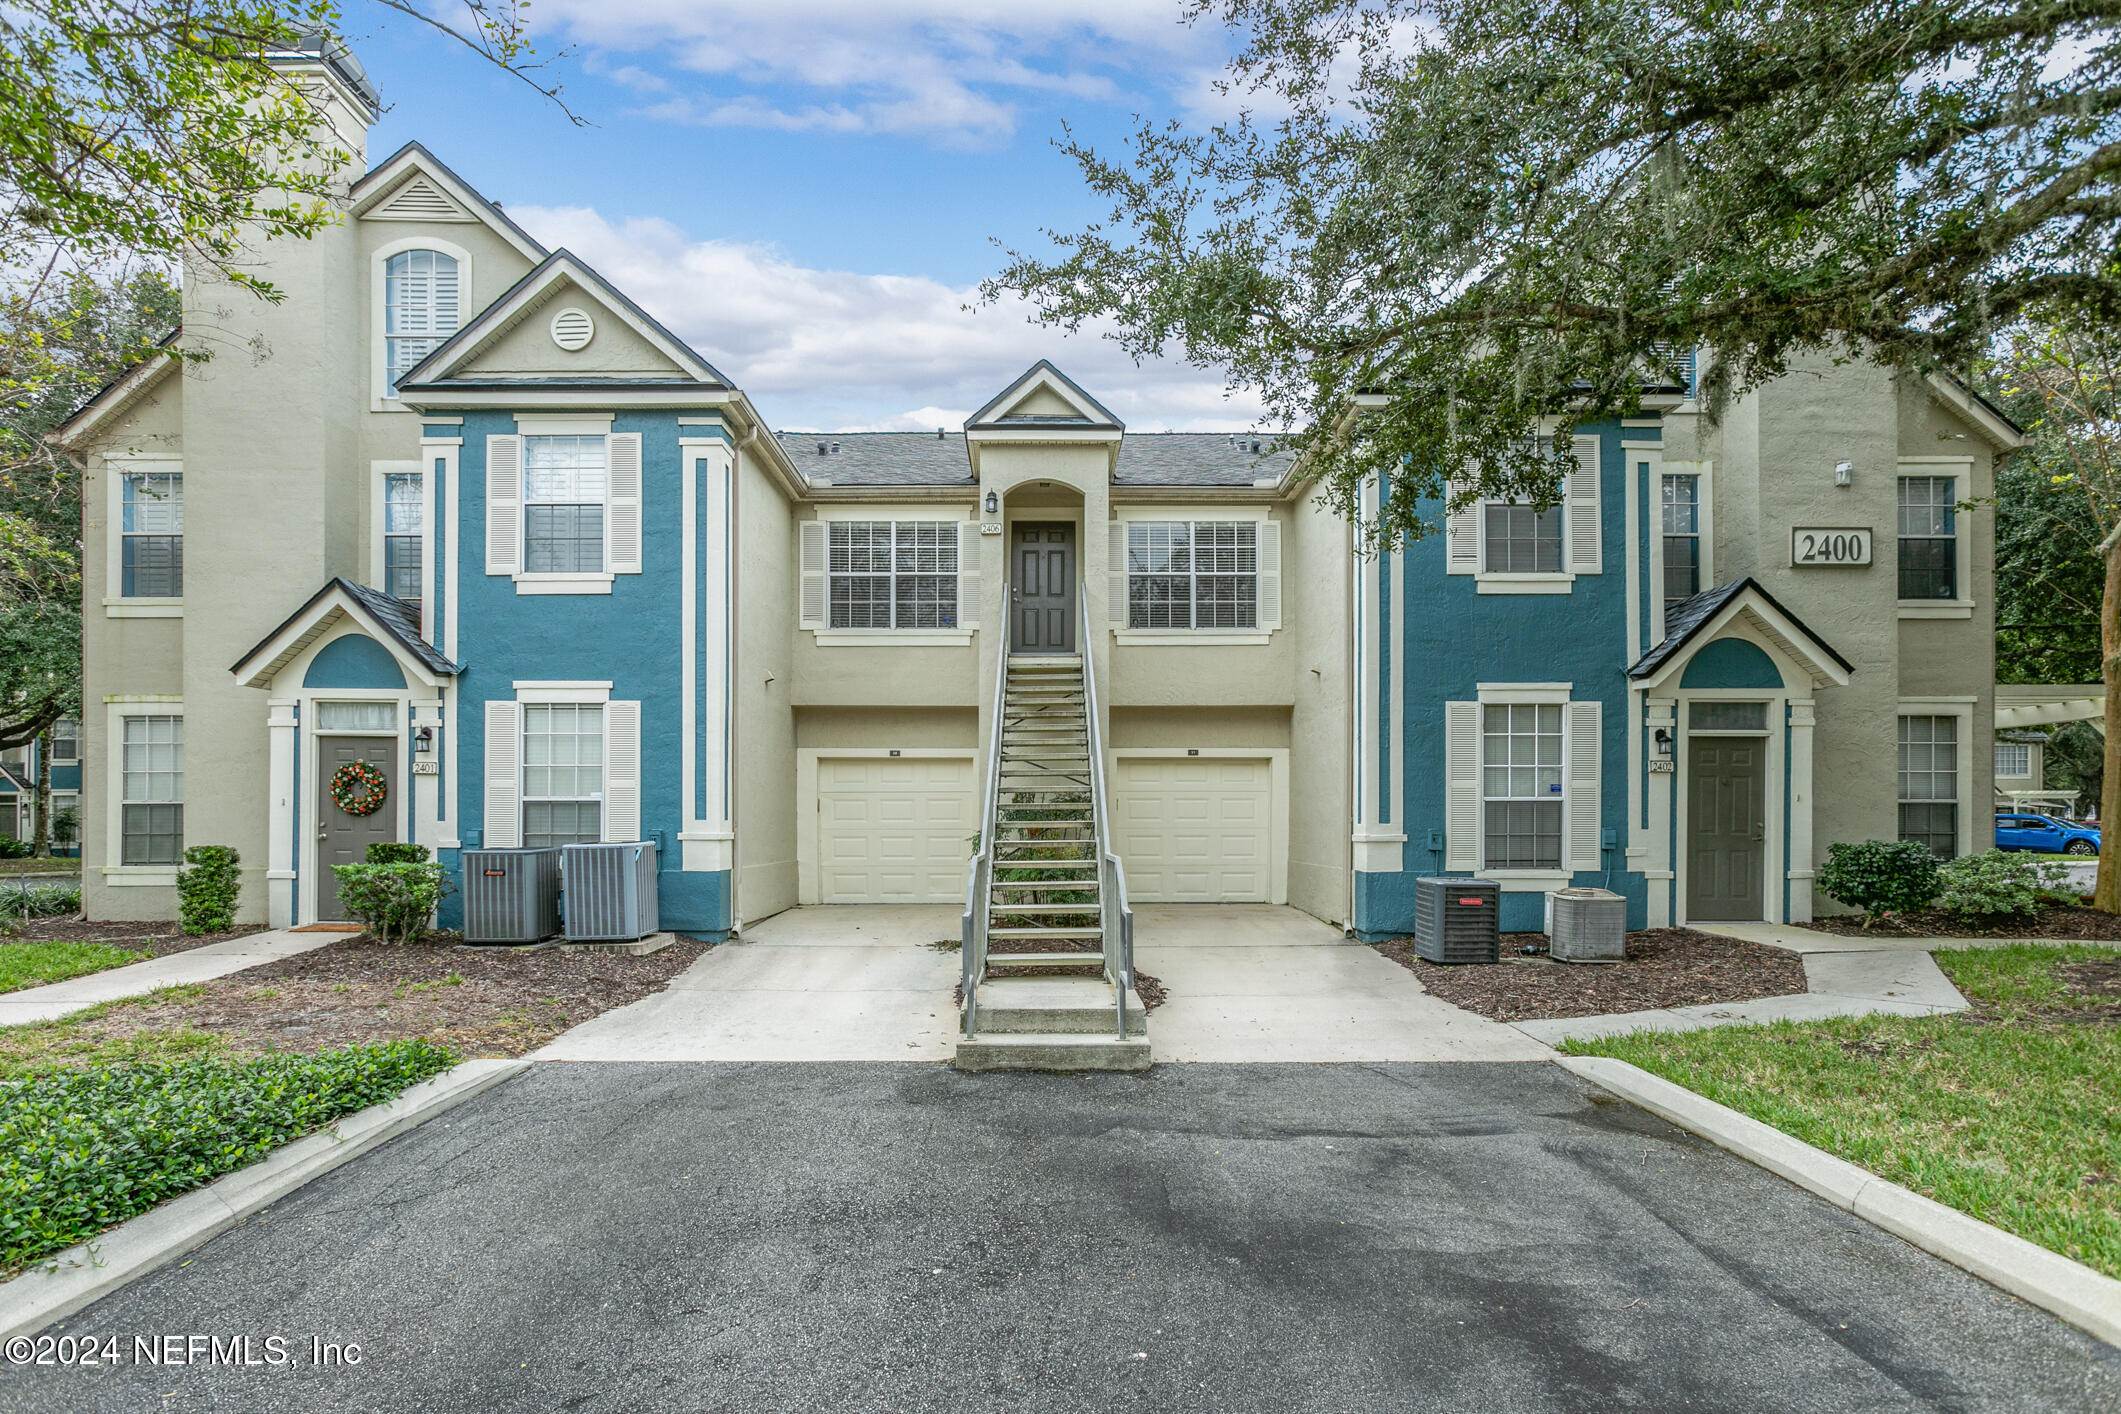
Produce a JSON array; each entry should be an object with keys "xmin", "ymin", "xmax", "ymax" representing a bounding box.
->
[
  {"xmin": 1994, "ymin": 742, "xmax": 2033, "ymax": 779},
  {"xmin": 1472, "ymin": 683, "xmax": 1576, "ymax": 887},
  {"xmin": 104, "ymin": 454, "xmax": 183, "ymax": 616},
  {"xmin": 518, "ymin": 695, "xmax": 607, "ymax": 848},
  {"xmin": 49, "ymin": 720, "xmax": 79, "ymax": 765},
  {"xmin": 102, "ymin": 698, "xmax": 183, "ymax": 885},
  {"xmin": 1113, "ymin": 508, "xmax": 1276, "ymax": 636},
  {"xmin": 371, "ymin": 235, "xmax": 472, "ymax": 412},
  {"xmin": 816, "ymin": 514, "xmax": 972, "ymax": 638},
  {"xmin": 1897, "ymin": 459, "xmax": 1975, "ymax": 619},
  {"xmin": 514, "ymin": 572, "xmax": 615, "ymax": 595},
  {"xmin": 1898, "ymin": 696, "xmax": 1976, "ymax": 858},
  {"xmin": 1650, "ymin": 457, "xmax": 1711, "ymax": 643},
  {"xmin": 514, "ymin": 681, "xmax": 614, "ymax": 703},
  {"xmin": 505, "ymin": 428, "xmax": 640, "ymax": 596},
  {"xmin": 1475, "ymin": 497, "xmax": 1575, "ymax": 594}
]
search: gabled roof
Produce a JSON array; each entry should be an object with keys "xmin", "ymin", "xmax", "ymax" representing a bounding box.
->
[
  {"xmin": 394, "ymin": 248, "xmax": 729, "ymax": 393},
  {"xmin": 0, "ymin": 762, "xmax": 29, "ymax": 794},
  {"xmin": 48, "ymin": 329, "xmax": 181, "ymax": 448},
  {"xmin": 1114, "ymin": 433, "xmax": 1295, "ymax": 487},
  {"xmin": 1924, "ymin": 372, "xmax": 2029, "ymax": 451},
  {"xmin": 1627, "ymin": 577, "xmax": 1852, "ymax": 689},
  {"xmin": 350, "ymin": 142, "xmax": 547, "ymax": 263},
  {"xmin": 776, "ymin": 431, "xmax": 974, "ymax": 486},
  {"xmin": 231, "ymin": 578, "xmax": 459, "ymax": 689},
  {"xmin": 967, "ymin": 360, "xmax": 1124, "ymax": 430}
]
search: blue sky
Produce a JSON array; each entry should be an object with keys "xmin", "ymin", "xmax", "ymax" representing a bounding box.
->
[{"xmin": 346, "ymin": 2, "xmax": 1268, "ymax": 431}]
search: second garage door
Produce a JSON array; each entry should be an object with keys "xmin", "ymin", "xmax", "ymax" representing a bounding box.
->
[
  {"xmin": 1112, "ymin": 756, "xmax": 1273, "ymax": 902},
  {"xmin": 815, "ymin": 756, "xmax": 977, "ymax": 903}
]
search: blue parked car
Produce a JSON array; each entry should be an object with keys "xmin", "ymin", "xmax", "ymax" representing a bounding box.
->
[{"xmin": 1994, "ymin": 812, "xmax": 2101, "ymax": 855}]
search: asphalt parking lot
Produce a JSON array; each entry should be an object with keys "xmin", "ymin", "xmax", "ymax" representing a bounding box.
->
[{"xmin": 5, "ymin": 1061, "xmax": 2115, "ymax": 1413}]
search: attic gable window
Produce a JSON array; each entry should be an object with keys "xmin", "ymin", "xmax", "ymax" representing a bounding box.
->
[{"xmin": 384, "ymin": 248, "xmax": 460, "ymax": 395}]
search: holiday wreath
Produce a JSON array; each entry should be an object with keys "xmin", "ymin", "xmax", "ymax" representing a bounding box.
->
[{"xmin": 328, "ymin": 760, "xmax": 389, "ymax": 816}]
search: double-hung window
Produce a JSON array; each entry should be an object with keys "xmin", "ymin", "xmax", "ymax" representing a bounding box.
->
[
  {"xmin": 828, "ymin": 521, "xmax": 958, "ymax": 629},
  {"xmin": 1482, "ymin": 703, "xmax": 1564, "ymax": 869},
  {"xmin": 383, "ymin": 249, "xmax": 460, "ymax": 396},
  {"xmin": 1995, "ymin": 742, "xmax": 2031, "ymax": 778},
  {"xmin": 1898, "ymin": 477, "xmax": 1957, "ymax": 601},
  {"xmin": 120, "ymin": 715, "xmax": 183, "ymax": 865},
  {"xmin": 1125, "ymin": 521, "xmax": 1258, "ymax": 629},
  {"xmin": 48, "ymin": 718, "xmax": 78, "ymax": 764},
  {"xmin": 523, "ymin": 436, "xmax": 607, "ymax": 574},
  {"xmin": 522, "ymin": 704, "xmax": 603, "ymax": 848},
  {"xmin": 121, "ymin": 472, "xmax": 183, "ymax": 598},
  {"xmin": 384, "ymin": 472, "xmax": 424, "ymax": 608},
  {"xmin": 1482, "ymin": 504, "xmax": 1563, "ymax": 574},
  {"xmin": 1898, "ymin": 714, "xmax": 1959, "ymax": 858},
  {"xmin": 1662, "ymin": 475, "xmax": 1701, "ymax": 604}
]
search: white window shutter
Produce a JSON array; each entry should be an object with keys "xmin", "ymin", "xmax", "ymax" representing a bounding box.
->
[
  {"xmin": 607, "ymin": 433, "xmax": 643, "ymax": 574},
  {"xmin": 483, "ymin": 700, "xmax": 520, "ymax": 847},
  {"xmin": 956, "ymin": 521, "xmax": 981, "ymax": 629},
  {"xmin": 1566, "ymin": 699, "xmax": 1603, "ymax": 871},
  {"xmin": 1445, "ymin": 479, "xmax": 1480, "ymax": 575},
  {"xmin": 603, "ymin": 700, "xmax": 641, "ymax": 843},
  {"xmin": 1444, "ymin": 700, "xmax": 1481, "ymax": 871},
  {"xmin": 1257, "ymin": 521, "xmax": 1283, "ymax": 630},
  {"xmin": 1567, "ymin": 435, "xmax": 1602, "ymax": 574},
  {"xmin": 1109, "ymin": 525, "xmax": 1130, "ymax": 626},
  {"xmin": 485, "ymin": 436, "xmax": 521, "ymax": 576},
  {"xmin": 798, "ymin": 521, "xmax": 828, "ymax": 629}
]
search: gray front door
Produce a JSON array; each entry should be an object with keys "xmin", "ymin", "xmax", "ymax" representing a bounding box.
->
[
  {"xmin": 317, "ymin": 737, "xmax": 398, "ymax": 920},
  {"xmin": 1011, "ymin": 523, "xmax": 1076, "ymax": 653},
  {"xmin": 1687, "ymin": 737, "xmax": 1766, "ymax": 921}
]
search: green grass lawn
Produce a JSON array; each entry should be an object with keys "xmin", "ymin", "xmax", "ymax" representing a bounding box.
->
[
  {"xmin": 0, "ymin": 857, "xmax": 80, "ymax": 876},
  {"xmin": 1563, "ymin": 944, "xmax": 2121, "ymax": 1279},
  {"xmin": 0, "ymin": 939, "xmax": 149, "ymax": 995}
]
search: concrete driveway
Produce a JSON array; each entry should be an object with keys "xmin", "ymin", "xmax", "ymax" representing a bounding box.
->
[
  {"xmin": 537, "ymin": 904, "xmax": 1544, "ymax": 1064},
  {"xmin": 10, "ymin": 1063, "xmax": 2112, "ymax": 1412}
]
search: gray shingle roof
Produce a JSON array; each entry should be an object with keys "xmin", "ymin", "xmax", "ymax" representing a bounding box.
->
[
  {"xmin": 1627, "ymin": 576, "xmax": 1852, "ymax": 680},
  {"xmin": 1115, "ymin": 433, "xmax": 1294, "ymax": 487},
  {"xmin": 339, "ymin": 579, "xmax": 461, "ymax": 679},
  {"xmin": 779, "ymin": 431, "xmax": 974, "ymax": 486},
  {"xmin": 775, "ymin": 429, "xmax": 1292, "ymax": 488}
]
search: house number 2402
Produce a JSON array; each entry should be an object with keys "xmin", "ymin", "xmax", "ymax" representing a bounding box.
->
[{"xmin": 1790, "ymin": 527, "xmax": 1873, "ymax": 567}]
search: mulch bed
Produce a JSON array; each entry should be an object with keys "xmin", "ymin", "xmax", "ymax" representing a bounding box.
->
[
  {"xmin": 28, "ymin": 934, "xmax": 712, "ymax": 1058},
  {"xmin": 1798, "ymin": 905, "xmax": 2121, "ymax": 941},
  {"xmin": 10, "ymin": 918, "xmax": 269, "ymax": 959},
  {"xmin": 1372, "ymin": 928, "xmax": 1807, "ymax": 1023}
]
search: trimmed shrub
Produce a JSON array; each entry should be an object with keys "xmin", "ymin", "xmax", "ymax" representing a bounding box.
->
[
  {"xmin": 330, "ymin": 861, "xmax": 449, "ymax": 945},
  {"xmin": 0, "ymin": 1040, "xmax": 456, "ymax": 1273},
  {"xmin": 1817, "ymin": 839, "xmax": 1942, "ymax": 926},
  {"xmin": 175, "ymin": 845, "xmax": 242, "ymax": 935},
  {"xmin": 365, "ymin": 841, "xmax": 431, "ymax": 865},
  {"xmin": 1935, "ymin": 849, "xmax": 2073, "ymax": 920},
  {"xmin": 0, "ymin": 838, "xmax": 29, "ymax": 861}
]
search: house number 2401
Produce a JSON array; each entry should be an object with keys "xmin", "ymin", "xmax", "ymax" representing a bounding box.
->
[{"xmin": 1790, "ymin": 527, "xmax": 1873, "ymax": 567}]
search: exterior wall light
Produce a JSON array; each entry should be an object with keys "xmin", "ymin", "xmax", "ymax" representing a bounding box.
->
[
  {"xmin": 1652, "ymin": 727, "xmax": 1673, "ymax": 758},
  {"xmin": 984, "ymin": 490, "xmax": 999, "ymax": 515},
  {"xmin": 413, "ymin": 725, "xmax": 434, "ymax": 755},
  {"xmin": 1834, "ymin": 460, "xmax": 1853, "ymax": 487}
]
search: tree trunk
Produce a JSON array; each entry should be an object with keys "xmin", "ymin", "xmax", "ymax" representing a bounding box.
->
[
  {"xmin": 30, "ymin": 733, "xmax": 50, "ymax": 859},
  {"xmin": 2098, "ymin": 543, "xmax": 2121, "ymax": 911}
]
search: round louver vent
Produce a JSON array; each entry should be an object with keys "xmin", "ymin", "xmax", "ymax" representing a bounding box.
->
[{"xmin": 550, "ymin": 308, "xmax": 595, "ymax": 351}]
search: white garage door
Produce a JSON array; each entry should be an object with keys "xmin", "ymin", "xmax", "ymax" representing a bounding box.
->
[
  {"xmin": 815, "ymin": 757, "xmax": 977, "ymax": 903},
  {"xmin": 1113, "ymin": 757, "xmax": 1272, "ymax": 902}
]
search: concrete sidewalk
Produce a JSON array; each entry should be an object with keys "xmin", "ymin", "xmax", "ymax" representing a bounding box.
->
[
  {"xmin": 1510, "ymin": 920, "xmax": 1973, "ymax": 1045},
  {"xmin": 0, "ymin": 929, "xmax": 334, "ymax": 1026}
]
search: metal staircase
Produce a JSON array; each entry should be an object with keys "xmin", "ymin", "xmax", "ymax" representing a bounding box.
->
[{"xmin": 956, "ymin": 586, "xmax": 1147, "ymax": 1071}]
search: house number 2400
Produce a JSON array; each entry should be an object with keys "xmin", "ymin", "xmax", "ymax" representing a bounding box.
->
[{"xmin": 1790, "ymin": 527, "xmax": 1872, "ymax": 567}]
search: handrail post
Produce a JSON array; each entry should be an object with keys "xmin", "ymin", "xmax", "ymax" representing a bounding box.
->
[
  {"xmin": 1078, "ymin": 582, "xmax": 1133, "ymax": 1040},
  {"xmin": 961, "ymin": 620, "xmax": 1012, "ymax": 1037}
]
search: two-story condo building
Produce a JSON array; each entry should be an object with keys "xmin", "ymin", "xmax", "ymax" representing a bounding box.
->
[{"xmin": 56, "ymin": 43, "xmax": 2023, "ymax": 957}]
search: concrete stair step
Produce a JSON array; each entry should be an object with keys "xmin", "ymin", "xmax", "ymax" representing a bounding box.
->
[
  {"xmin": 983, "ymin": 951, "xmax": 1104, "ymax": 968},
  {"xmin": 989, "ymin": 926, "xmax": 1102, "ymax": 940},
  {"xmin": 972, "ymin": 978, "xmax": 1148, "ymax": 1036},
  {"xmin": 954, "ymin": 1032, "xmax": 1151, "ymax": 1073}
]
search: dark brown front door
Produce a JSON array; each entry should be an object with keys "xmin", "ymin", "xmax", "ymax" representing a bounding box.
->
[
  {"xmin": 1011, "ymin": 523, "xmax": 1076, "ymax": 653},
  {"xmin": 1687, "ymin": 737, "xmax": 1766, "ymax": 921},
  {"xmin": 317, "ymin": 737, "xmax": 398, "ymax": 920}
]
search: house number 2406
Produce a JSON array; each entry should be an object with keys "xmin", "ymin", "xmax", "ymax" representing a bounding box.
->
[{"xmin": 1790, "ymin": 527, "xmax": 1873, "ymax": 567}]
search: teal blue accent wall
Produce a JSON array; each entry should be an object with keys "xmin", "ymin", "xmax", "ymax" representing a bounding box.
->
[
  {"xmin": 304, "ymin": 634, "xmax": 407, "ymax": 689},
  {"xmin": 1679, "ymin": 637, "xmax": 1782, "ymax": 690}
]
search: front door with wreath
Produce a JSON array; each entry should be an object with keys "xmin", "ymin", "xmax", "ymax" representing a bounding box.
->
[{"xmin": 318, "ymin": 738, "xmax": 397, "ymax": 920}]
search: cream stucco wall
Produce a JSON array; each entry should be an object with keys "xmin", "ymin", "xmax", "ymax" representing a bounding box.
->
[{"xmin": 736, "ymin": 448, "xmax": 799, "ymax": 924}]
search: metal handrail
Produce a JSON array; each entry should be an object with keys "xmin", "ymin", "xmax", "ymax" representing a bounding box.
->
[
  {"xmin": 961, "ymin": 621, "xmax": 1012, "ymax": 1037},
  {"xmin": 1078, "ymin": 582, "xmax": 1134, "ymax": 1039}
]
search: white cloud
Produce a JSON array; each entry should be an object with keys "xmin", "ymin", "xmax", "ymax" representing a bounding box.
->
[
  {"xmin": 533, "ymin": 0, "xmax": 1219, "ymax": 143},
  {"xmin": 511, "ymin": 203, "xmax": 1269, "ymax": 432}
]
